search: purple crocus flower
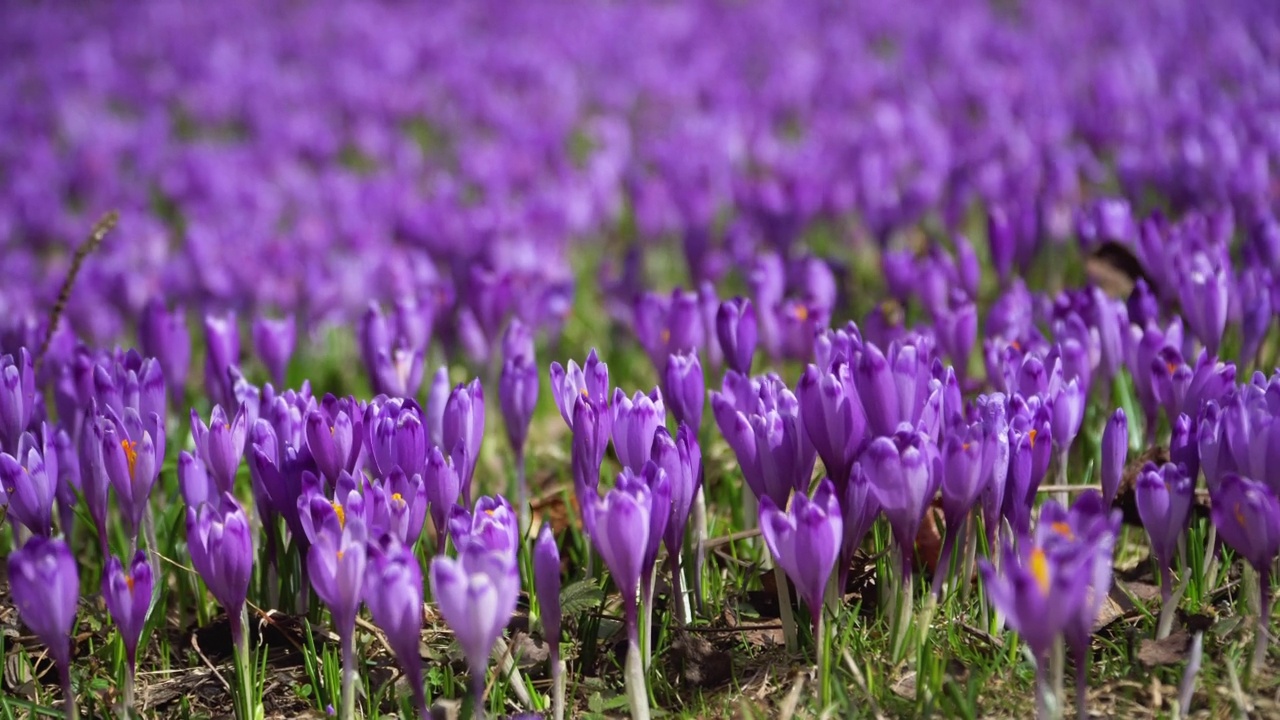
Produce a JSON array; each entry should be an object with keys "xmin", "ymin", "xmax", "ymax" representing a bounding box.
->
[
  {"xmin": 0, "ymin": 348, "xmax": 36, "ymax": 455},
  {"xmin": 251, "ymin": 314, "xmax": 296, "ymax": 388},
  {"xmin": 652, "ymin": 424, "xmax": 702, "ymax": 565},
  {"xmin": 865, "ymin": 428, "xmax": 939, "ymax": 575},
  {"xmin": 309, "ymin": 514, "xmax": 368, "ymax": 641},
  {"xmin": 1136, "ymin": 462, "xmax": 1193, "ymax": 605},
  {"xmin": 203, "ymin": 312, "xmax": 241, "ymax": 411},
  {"xmin": 1176, "ymin": 252, "xmax": 1228, "ymax": 357},
  {"xmin": 549, "ymin": 349, "xmax": 610, "ymax": 432},
  {"xmin": 612, "ymin": 387, "xmax": 665, "ymax": 474},
  {"xmin": 933, "ymin": 421, "xmax": 994, "ymax": 596},
  {"xmin": 448, "ymin": 494, "xmax": 520, "ymax": 559},
  {"xmin": 977, "ymin": 394, "xmax": 1011, "ymax": 550},
  {"xmin": 571, "ymin": 396, "xmax": 607, "ymax": 506},
  {"xmin": 426, "ymin": 366, "xmax": 450, "ymax": 447},
  {"xmin": 187, "ymin": 493, "xmax": 254, "ymax": 644},
  {"xmin": 633, "ymin": 288, "xmax": 703, "ymax": 373},
  {"xmin": 298, "ymin": 471, "xmax": 364, "ymax": 547},
  {"xmin": 1209, "ymin": 473, "xmax": 1280, "ymax": 675},
  {"xmin": 759, "ymin": 478, "xmax": 842, "ymax": 630},
  {"xmin": 1100, "ymin": 409, "xmax": 1127, "ymax": 506},
  {"xmin": 534, "ymin": 524, "xmax": 562, "ymax": 669},
  {"xmin": 359, "ymin": 303, "xmax": 424, "ymax": 399},
  {"xmin": 716, "ymin": 297, "xmax": 757, "ymax": 375},
  {"xmin": 935, "ymin": 294, "xmax": 977, "ymax": 383},
  {"xmin": 1050, "ymin": 378, "xmax": 1084, "ymax": 457},
  {"xmin": 0, "ymin": 427, "xmax": 57, "ymax": 537},
  {"xmin": 443, "ymin": 379, "xmax": 485, "ymax": 505},
  {"xmin": 499, "ymin": 320, "xmax": 539, "ymax": 462},
  {"xmin": 365, "ymin": 537, "xmax": 426, "ymax": 718},
  {"xmin": 79, "ymin": 411, "xmax": 113, "ymax": 555},
  {"xmin": 102, "ymin": 409, "xmax": 163, "ymax": 542},
  {"xmin": 662, "ymin": 349, "xmax": 704, "ymax": 431},
  {"xmin": 585, "ymin": 479, "xmax": 652, "ymax": 636},
  {"xmin": 8, "ymin": 537, "xmax": 79, "ymax": 702},
  {"xmin": 366, "ymin": 398, "xmax": 428, "ymax": 479},
  {"xmin": 191, "ymin": 404, "xmax": 248, "ymax": 494},
  {"xmin": 178, "ymin": 451, "xmax": 220, "ymax": 510},
  {"xmin": 711, "ymin": 372, "xmax": 816, "ymax": 508},
  {"xmin": 430, "ymin": 540, "xmax": 520, "ymax": 708},
  {"xmin": 1003, "ymin": 403, "xmax": 1053, "ymax": 537},
  {"xmin": 363, "ymin": 467, "xmax": 428, "ymax": 547},
  {"xmin": 305, "ymin": 399, "xmax": 363, "ymax": 486},
  {"xmin": 797, "ymin": 361, "xmax": 867, "ymax": 488},
  {"xmin": 102, "ymin": 550, "xmax": 153, "ymax": 673},
  {"xmin": 138, "ymin": 299, "xmax": 190, "ymax": 406}
]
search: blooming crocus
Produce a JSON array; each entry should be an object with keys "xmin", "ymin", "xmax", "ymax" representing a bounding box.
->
[
  {"xmin": 448, "ymin": 494, "xmax": 520, "ymax": 560},
  {"xmin": 424, "ymin": 445, "xmax": 463, "ymax": 550},
  {"xmin": 1135, "ymin": 462, "xmax": 1193, "ymax": 637},
  {"xmin": 759, "ymin": 478, "xmax": 842, "ymax": 633},
  {"xmin": 363, "ymin": 468, "xmax": 429, "ymax": 547},
  {"xmin": 499, "ymin": 320, "xmax": 539, "ymax": 462},
  {"xmin": 0, "ymin": 428, "xmax": 57, "ymax": 537},
  {"xmin": 711, "ymin": 372, "xmax": 816, "ymax": 509},
  {"xmin": 8, "ymin": 537, "xmax": 79, "ymax": 711},
  {"xmin": 188, "ymin": 492, "xmax": 254, "ymax": 625},
  {"xmin": 1210, "ymin": 473, "xmax": 1280, "ymax": 675},
  {"xmin": 933, "ymin": 422, "xmax": 993, "ymax": 596},
  {"xmin": 102, "ymin": 410, "xmax": 163, "ymax": 542},
  {"xmin": 0, "ymin": 348, "xmax": 35, "ymax": 455},
  {"xmin": 430, "ymin": 540, "xmax": 520, "ymax": 712},
  {"xmin": 1177, "ymin": 252, "xmax": 1228, "ymax": 357},
  {"xmin": 633, "ymin": 289, "xmax": 703, "ymax": 372},
  {"xmin": 1100, "ymin": 409, "xmax": 1127, "ymax": 506},
  {"xmin": 309, "ymin": 514, "xmax": 368, "ymax": 719},
  {"xmin": 191, "ymin": 404, "xmax": 248, "ymax": 494},
  {"xmin": 584, "ymin": 481, "xmax": 651, "ymax": 720},
  {"xmin": 534, "ymin": 524, "xmax": 564, "ymax": 720},
  {"xmin": 359, "ymin": 303, "xmax": 424, "ymax": 399},
  {"xmin": 1003, "ymin": 405, "xmax": 1053, "ymax": 537},
  {"xmin": 663, "ymin": 349, "xmax": 704, "ymax": 431},
  {"xmin": 203, "ymin": 312, "xmax": 241, "ymax": 411},
  {"xmin": 252, "ymin": 314, "xmax": 296, "ymax": 387},
  {"xmin": 366, "ymin": 398, "xmax": 428, "ymax": 479},
  {"xmin": 549, "ymin": 349, "xmax": 610, "ymax": 430},
  {"xmin": 365, "ymin": 537, "xmax": 426, "ymax": 718},
  {"xmin": 612, "ymin": 387, "xmax": 665, "ymax": 473},
  {"xmin": 865, "ymin": 428, "xmax": 939, "ymax": 576},
  {"xmin": 102, "ymin": 550, "xmax": 153, "ymax": 695},
  {"xmin": 139, "ymin": 299, "xmax": 191, "ymax": 406},
  {"xmin": 797, "ymin": 361, "xmax": 867, "ymax": 488},
  {"xmin": 443, "ymin": 379, "xmax": 484, "ymax": 505},
  {"xmin": 716, "ymin": 297, "xmax": 757, "ymax": 375}
]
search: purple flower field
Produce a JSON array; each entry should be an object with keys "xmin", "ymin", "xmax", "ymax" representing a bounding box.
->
[{"xmin": 2, "ymin": 0, "xmax": 1280, "ymax": 717}]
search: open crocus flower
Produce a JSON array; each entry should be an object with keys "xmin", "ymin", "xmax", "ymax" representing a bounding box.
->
[
  {"xmin": 0, "ymin": 424, "xmax": 58, "ymax": 537},
  {"xmin": 103, "ymin": 549, "xmax": 153, "ymax": 709},
  {"xmin": 448, "ymin": 494, "xmax": 520, "ymax": 558},
  {"xmin": 190, "ymin": 403, "xmax": 248, "ymax": 494},
  {"xmin": 549, "ymin": 349, "xmax": 610, "ymax": 433},
  {"xmin": 187, "ymin": 493, "xmax": 254, "ymax": 644},
  {"xmin": 365, "ymin": 398, "xmax": 428, "ymax": 480},
  {"xmin": 865, "ymin": 427, "xmax": 939, "ymax": 577},
  {"xmin": 430, "ymin": 539, "xmax": 520, "ymax": 712},
  {"xmin": 9, "ymin": 537, "xmax": 79, "ymax": 712},
  {"xmin": 759, "ymin": 478, "xmax": 842, "ymax": 631},
  {"xmin": 362, "ymin": 468, "xmax": 428, "ymax": 547},
  {"xmin": 101, "ymin": 408, "xmax": 164, "ymax": 543},
  {"xmin": 304, "ymin": 398, "xmax": 364, "ymax": 486}
]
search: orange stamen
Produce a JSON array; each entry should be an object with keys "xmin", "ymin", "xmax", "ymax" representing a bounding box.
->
[
  {"xmin": 1028, "ymin": 429, "xmax": 1038, "ymax": 449},
  {"xmin": 1030, "ymin": 548, "xmax": 1050, "ymax": 594},
  {"xmin": 332, "ymin": 502, "xmax": 346, "ymax": 529},
  {"xmin": 121, "ymin": 440, "xmax": 138, "ymax": 478},
  {"xmin": 1051, "ymin": 521, "xmax": 1073, "ymax": 539}
]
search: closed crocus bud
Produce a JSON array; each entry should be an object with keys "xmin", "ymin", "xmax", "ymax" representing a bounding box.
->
[
  {"xmin": 978, "ymin": 394, "xmax": 1010, "ymax": 548},
  {"xmin": 187, "ymin": 494, "xmax": 253, "ymax": 642},
  {"xmin": 936, "ymin": 295, "xmax": 977, "ymax": 382},
  {"xmin": 443, "ymin": 379, "xmax": 485, "ymax": 504},
  {"xmin": 636, "ymin": 463, "xmax": 672, "ymax": 585},
  {"xmin": 0, "ymin": 431, "xmax": 57, "ymax": 537},
  {"xmin": 8, "ymin": 537, "xmax": 79, "ymax": 678},
  {"xmin": 838, "ymin": 463, "xmax": 881, "ymax": 593},
  {"xmin": 178, "ymin": 451, "xmax": 219, "ymax": 510},
  {"xmin": 716, "ymin": 297, "xmax": 758, "ymax": 376},
  {"xmin": 663, "ymin": 349, "xmax": 704, "ymax": 431},
  {"xmin": 80, "ymin": 412, "xmax": 113, "ymax": 552},
  {"xmin": 203, "ymin": 312, "xmax": 240, "ymax": 411},
  {"xmin": 987, "ymin": 206, "xmax": 1016, "ymax": 283},
  {"xmin": 1136, "ymin": 463, "xmax": 1193, "ymax": 574},
  {"xmin": 534, "ymin": 525, "xmax": 562, "ymax": 663},
  {"xmin": 940, "ymin": 422, "xmax": 992, "ymax": 525},
  {"xmin": 759, "ymin": 478, "xmax": 843, "ymax": 624},
  {"xmin": 102, "ymin": 410, "xmax": 162, "ymax": 541},
  {"xmin": 305, "ymin": 403, "xmax": 361, "ymax": 486},
  {"xmin": 0, "ymin": 348, "xmax": 36, "ymax": 455},
  {"xmin": 308, "ymin": 514, "xmax": 368, "ymax": 640},
  {"xmin": 430, "ymin": 539, "xmax": 521, "ymax": 704},
  {"xmin": 866, "ymin": 428, "xmax": 940, "ymax": 575},
  {"xmin": 1050, "ymin": 378, "xmax": 1084, "ymax": 454},
  {"xmin": 1177, "ymin": 252, "xmax": 1229, "ymax": 357},
  {"xmin": 549, "ymin": 349, "xmax": 610, "ymax": 430},
  {"xmin": 585, "ymin": 479, "xmax": 652, "ymax": 632},
  {"xmin": 612, "ymin": 387, "xmax": 666, "ymax": 474},
  {"xmin": 571, "ymin": 397, "xmax": 606, "ymax": 504},
  {"xmin": 652, "ymin": 424, "xmax": 702, "ymax": 560},
  {"xmin": 139, "ymin": 299, "xmax": 190, "ymax": 404},
  {"xmin": 854, "ymin": 343, "xmax": 899, "ymax": 438},
  {"xmin": 424, "ymin": 445, "xmax": 463, "ymax": 547},
  {"xmin": 797, "ymin": 361, "xmax": 867, "ymax": 488},
  {"xmin": 102, "ymin": 550, "xmax": 153, "ymax": 671},
  {"xmin": 1170, "ymin": 414, "xmax": 1200, "ymax": 482},
  {"xmin": 191, "ymin": 404, "xmax": 248, "ymax": 494},
  {"xmin": 1100, "ymin": 409, "xmax": 1128, "ymax": 506},
  {"xmin": 1239, "ymin": 267, "xmax": 1273, "ymax": 363},
  {"xmin": 954, "ymin": 234, "xmax": 981, "ymax": 299},
  {"xmin": 499, "ymin": 324, "xmax": 539, "ymax": 459},
  {"xmin": 364, "ymin": 537, "xmax": 426, "ymax": 717},
  {"xmin": 1210, "ymin": 474, "xmax": 1280, "ymax": 573},
  {"xmin": 252, "ymin": 314, "xmax": 296, "ymax": 387},
  {"xmin": 425, "ymin": 366, "xmax": 450, "ymax": 447}
]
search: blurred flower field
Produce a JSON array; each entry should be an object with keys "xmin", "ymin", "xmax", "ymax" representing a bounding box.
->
[{"xmin": 2, "ymin": 0, "xmax": 1280, "ymax": 718}]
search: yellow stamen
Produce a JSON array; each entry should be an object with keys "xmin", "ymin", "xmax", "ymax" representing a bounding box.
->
[
  {"xmin": 1028, "ymin": 429, "xmax": 1038, "ymax": 449},
  {"xmin": 962, "ymin": 442, "xmax": 971, "ymax": 451},
  {"xmin": 121, "ymin": 440, "xmax": 138, "ymax": 478},
  {"xmin": 1051, "ymin": 521, "xmax": 1073, "ymax": 539},
  {"xmin": 392, "ymin": 492, "xmax": 403, "ymax": 502},
  {"xmin": 794, "ymin": 305, "xmax": 810, "ymax": 322},
  {"xmin": 1030, "ymin": 548, "xmax": 1050, "ymax": 594},
  {"xmin": 1011, "ymin": 339, "xmax": 1022, "ymax": 352},
  {"xmin": 332, "ymin": 502, "xmax": 346, "ymax": 529},
  {"xmin": 337, "ymin": 550, "xmax": 345, "ymax": 561},
  {"xmin": 125, "ymin": 575, "xmax": 135, "ymax": 593},
  {"xmin": 1167, "ymin": 362, "xmax": 1178, "ymax": 375},
  {"xmin": 1235, "ymin": 502, "xmax": 1247, "ymax": 527},
  {"xmin": 485, "ymin": 508, "xmax": 497, "ymax": 517},
  {"xmin": 580, "ymin": 387, "xmax": 589, "ymax": 397},
  {"xmin": 661, "ymin": 328, "xmax": 671, "ymax": 345}
]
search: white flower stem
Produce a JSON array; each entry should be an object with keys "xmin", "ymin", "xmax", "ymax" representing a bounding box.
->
[
  {"xmin": 624, "ymin": 599, "xmax": 651, "ymax": 720},
  {"xmin": 339, "ymin": 632, "xmax": 356, "ymax": 720},
  {"xmin": 772, "ymin": 563, "xmax": 798, "ymax": 652}
]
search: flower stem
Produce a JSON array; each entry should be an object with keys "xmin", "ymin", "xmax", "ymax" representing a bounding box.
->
[
  {"xmin": 1157, "ymin": 565, "xmax": 1175, "ymax": 640},
  {"xmin": 1251, "ymin": 568, "xmax": 1272, "ymax": 679},
  {"xmin": 514, "ymin": 451, "xmax": 530, "ymax": 539},
  {"xmin": 891, "ymin": 558, "xmax": 914, "ymax": 663},
  {"xmin": 624, "ymin": 598, "xmax": 651, "ymax": 720},
  {"xmin": 471, "ymin": 668, "xmax": 485, "ymax": 720},
  {"xmin": 232, "ymin": 604, "xmax": 257, "ymax": 720},
  {"xmin": 1034, "ymin": 654, "xmax": 1050, "ymax": 720},
  {"xmin": 120, "ymin": 658, "xmax": 135, "ymax": 719},
  {"xmin": 339, "ymin": 632, "xmax": 356, "ymax": 720},
  {"xmin": 552, "ymin": 657, "xmax": 566, "ymax": 720},
  {"xmin": 772, "ymin": 563, "xmax": 798, "ymax": 653},
  {"xmin": 1051, "ymin": 636, "xmax": 1065, "ymax": 720},
  {"xmin": 692, "ymin": 484, "xmax": 708, "ymax": 615},
  {"xmin": 61, "ymin": 660, "xmax": 77, "ymax": 720},
  {"xmin": 930, "ymin": 520, "xmax": 959, "ymax": 600},
  {"xmin": 641, "ymin": 573, "xmax": 655, "ymax": 671},
  {"xmin": 815, "ymin": 610, "xmax": 829, "ymax": 708}
]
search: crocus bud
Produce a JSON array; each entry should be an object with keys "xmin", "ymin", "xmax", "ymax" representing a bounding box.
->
[
  {"xmin": 716, "ymin": 297, "xmax": 757, "ymax": 375},
  {"xmin": 1210, "ymin": 474, "xmax": 1280, "ymax": 573},
  {"xmin": 1050, "ymin": 378, "xmax": 1084, "ymax": 454},
  {"xmin": 759, "ymin": 478, "xmax": 842, "ymax": 623},
  {"xmin": 1177, "ymin": 252, "xmax": 1228, "ymax": 357},
  {"xmin": 636, "ymin": 462, "xmax": 672, "ymax": 584},
  {"xmin": 0, "ymin": 439, "xmax": 56, "ymax": 537},
  {"xmin": 652, "ymin": 424, "xmax": 702, "ymax": 560},
  {"xmin": 308, "ymin": 515, "xmax": 368, "ymax": 640},
  {"xmin": 854, "ymin": 343, "xmax": 899, "ymax": 438},
  {"xmin": 663, "ymin": 350, "xmax": 704, "ymax": 431},
  {"xmin": 571, "ymin": 397, "xmax": 606, "ymax": 504},
  {"xmin": 940, "ymin": 422, "xmax": 992, "ymax": 525},
  {"xmin": 102, "ymin": 411, "xmax": 162, "ymax": 541},
  {"xmin": 365, "ymin": 538, "xmax": 426, "ymax": 716},
  {"xmin": 425, "ymin": 366, "xmax": 450, "ymax": 447},
  {"xmin": 797, "ymin": 361, "xmax": 867, "ymax": 488},
  {"xmin": 191, "ymin": 404, "xmax": 248, "ymax": 494},
  {"xmin": 534, "ymin": 524, "xmax": 562, "ymax": 660},
  {"xmin": 1136, "ymin": 463, "xmax": 1193, "ymax": 572},
  {"xmin": 430, "ymin": 540, "xmax": 520, "ymax": 702},
  {"xmin": 102, "ymin": 550, "xmax": 153, "ymax": 671},
  {"xmin": 499, "ymin": 324, "xmax": 539, "ymax": 459},
  {"xmin": 139, "ymin": 299, "xmax": 190, "ymax": 404},
  {"xmin": 423, "ymin": 446, "xmax": 462, "ymax": 548},
  {"xmin": 203, "ymin": 312, "xmax": 241, "ymax": 411},
  {"xmin": 8, "ymin": 537, "xmax": 79, "ymax": 675},
  {"xmin": 443, "ymin": 379, "xmax": 484, "ymax": 504},
  {"xmin": 866, "ymin": 428, "xmax": 939, "ymax": 574},
  {"xmin": 0, "ymin": 348, "xmax": 36, "ymax": 455},
  {"xmin": 612, "ymin": 387, "xmax": 665, "ymax": 474},
  {"xmin": 585, "ymin": 480, "xmax": 652, "ymax": 635},
  {"xmin": 187, "ymin": 494, "xmax": 253, "ymax": 643},
  {"xmin": 1100, "ymin": 409, "xmax": 1128, "ymax": 506},
  {"xmin": 252, "ymin": 314, "xmax": 296, "ymax": 388},
  {"xmin": 178, "ymin": 451, "xmax": 219, "ymax": 510}
]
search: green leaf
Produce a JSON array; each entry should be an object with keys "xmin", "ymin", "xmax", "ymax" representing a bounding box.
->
[{"xmin": 560, "ymin": 578, "xmax": 604, "ymax": 618}]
